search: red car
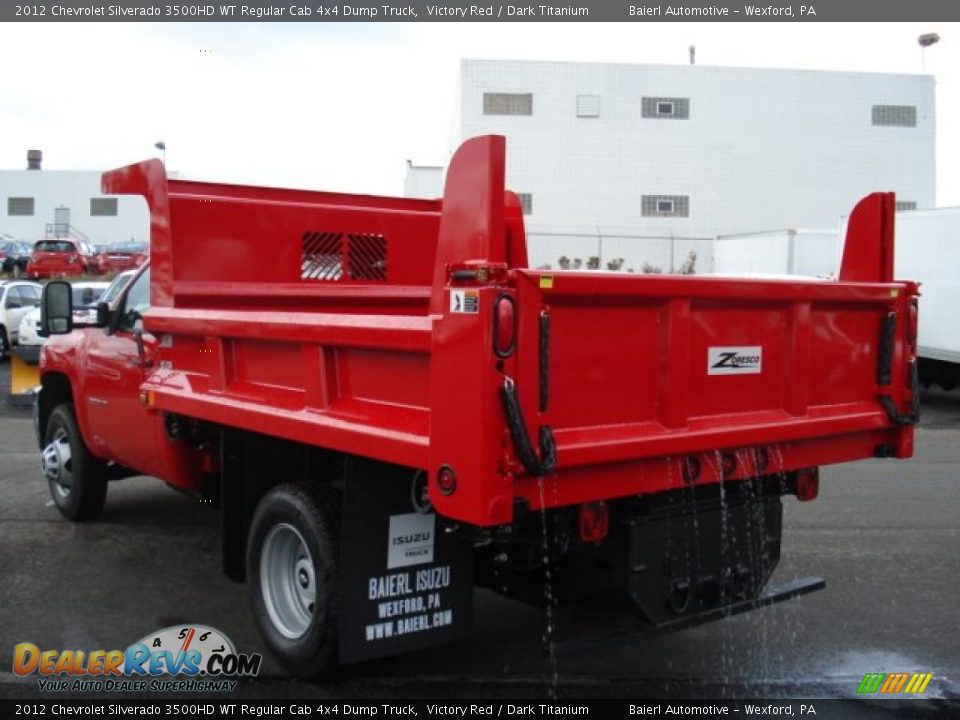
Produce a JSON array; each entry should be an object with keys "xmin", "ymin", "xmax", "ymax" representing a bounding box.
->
[
  {"xmin": 26, "ymin": 238, "xmax": 100, "ymax": 279},
  {"xmin": 95, "ymin": 241, "xmax": 148, "ymax": 274}
]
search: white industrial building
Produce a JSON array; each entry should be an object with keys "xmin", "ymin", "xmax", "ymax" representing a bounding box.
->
[
  {"xmin": 407, "ymin": 59, "xmax": 935, "ymax": 272},
  {"xmin": 0, "ymin": 151, "xmax": 148, "ymax": 247}
]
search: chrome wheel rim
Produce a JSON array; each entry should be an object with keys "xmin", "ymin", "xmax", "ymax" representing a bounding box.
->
[
  {"xmin": 42, "ymin": 428, "xmax": 73, "ymax": 503},
  {"xmin": 260, "ymin": 523, "xmax": 316, "ymax": 639}
]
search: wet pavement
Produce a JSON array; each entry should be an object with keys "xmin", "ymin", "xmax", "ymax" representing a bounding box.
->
[{"xmin": 1, "ymin": 360, "xmax": 958, "ymax": 701}]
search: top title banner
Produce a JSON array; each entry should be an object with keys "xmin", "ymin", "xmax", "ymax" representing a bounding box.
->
[{"xmin": 4, "ymin": 0, "xmax": 960, "ymax": 22}]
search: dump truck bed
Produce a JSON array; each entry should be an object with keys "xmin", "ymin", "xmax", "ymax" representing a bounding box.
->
[{"xmin": 101, "ymin": 135, "xmax": 917, "ymax": 528}]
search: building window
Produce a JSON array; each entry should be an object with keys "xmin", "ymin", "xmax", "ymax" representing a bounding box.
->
[
  {"xmin": 7, "ymin": 197, "xmax": 35, "ymax": 216},
  {"xmin": 576, "ymin": 94, "xmax": 600, "ymax": 118},
  {"xmin": 872, "ymin": 105, "xmax": 917, "ymax": 127},
  {"xmin": 642, "ymin": 97, "xmax": 690, "ymax": 119},
  {"xmin": 896, "ymin": 200, "xmax": 918, "ymax": 211},
  {"xmin": 517, "ymin": 193, "xmax": 533, "ymax": 215},
  {"xmin": 483, "ymin": 93, "xmax": 533, "ymax": 116},
  {"xmin": 90, "ymin": 198, "xmax": 118, "ymax": 216},
  {"xmin": 642, "ymin": 195, "xmax": 689, "ymax": 218}
]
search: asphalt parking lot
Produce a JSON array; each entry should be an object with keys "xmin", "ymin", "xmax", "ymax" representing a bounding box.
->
[{"xmin": 0, "ymin": 360, "xmax": 958, "ymax": 702}]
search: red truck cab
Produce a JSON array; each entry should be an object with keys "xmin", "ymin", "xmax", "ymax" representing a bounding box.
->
[{"xmin": 36, "ymin": 136, "xmax": 918, "ymax": 677}]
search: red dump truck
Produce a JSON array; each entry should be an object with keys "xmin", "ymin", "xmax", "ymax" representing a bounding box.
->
[{"xmin": 36, "ymin": 136, "xmax": 918, "ymax": 676}]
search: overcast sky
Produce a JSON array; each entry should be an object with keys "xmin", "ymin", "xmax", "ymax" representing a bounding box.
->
[{"xmin": 1, "ymin": 22, "xmax": 957, "ymax": 205}]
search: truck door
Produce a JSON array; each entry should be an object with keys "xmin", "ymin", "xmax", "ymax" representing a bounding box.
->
[{"xmin": 83, "ymin": 267, "xmax": 163, "ymax": 476}]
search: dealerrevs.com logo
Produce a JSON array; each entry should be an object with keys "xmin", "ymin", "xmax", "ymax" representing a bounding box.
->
[
  {"xmin": 707, "ymin": 346, "xmax": 763, "ymax": 375},
  {"xmin": 13, "ymin": 625, "xmax": 261, "ymax": 693}
]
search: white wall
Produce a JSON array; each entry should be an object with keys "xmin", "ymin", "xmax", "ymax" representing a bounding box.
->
[
  {"xmin": 403, "ymin": 165, "xmax": 443, "ymax": 200},
  {"xmin": 458, "ymin": 59, "xmax": 934, "ymax": 271},
  {"xmin": 0, "ymin": 170, "xmax": 149, "ymax": 245},
  {"xmin": 713, "ymin": 229, "xmax": 840, "ymax": 277}
]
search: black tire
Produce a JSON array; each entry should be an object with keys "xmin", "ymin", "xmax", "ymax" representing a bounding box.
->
[
  {"xmin": 247, "ymin": 482, "xmax": 341, "ymax": 677},
  {"xmin": 42, "ymin": 404, "xmax": 108, "ymax": 521},
  {"xmin": 0, "ymin": 327, "xmax": 8, "ymax": 361}
]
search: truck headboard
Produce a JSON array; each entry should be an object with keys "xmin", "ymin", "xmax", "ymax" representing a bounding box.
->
[{"xmin": 102, "ymin": 135, "xmax": 528, "ymax": 316}]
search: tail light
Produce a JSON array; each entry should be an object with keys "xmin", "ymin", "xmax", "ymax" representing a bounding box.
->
[
  {"xmin": 436, "ymin": 465, "xmax": 457, "ymax": 496},
  {"xmin": 795, "ymin": 468, "xmax": 819, "ymax": 501},
  {"xmin": 578, "ymin": 501, "xmax": 609, "ymax": 543},
  {"xmin": 492, "ymin": 294, "xmax": 516, "ymax": 358}
]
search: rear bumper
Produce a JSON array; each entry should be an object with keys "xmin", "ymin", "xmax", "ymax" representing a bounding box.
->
[{"xmin": 27, "ymin": 268, "xmax": 74, "ymax": 278}]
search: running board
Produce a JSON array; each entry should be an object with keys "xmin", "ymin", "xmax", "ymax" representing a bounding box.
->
[{"xmin": 554, "ymin": 576, "xmax": 826, "ymax": 656}]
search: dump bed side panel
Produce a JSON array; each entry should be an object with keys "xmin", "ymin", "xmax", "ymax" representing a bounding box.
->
[{"xmin": 102, "ymin": 165, "xmax": 446, "ymax": 472}]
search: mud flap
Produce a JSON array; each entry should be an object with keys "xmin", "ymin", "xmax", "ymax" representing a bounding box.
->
[{"xmin": 338, "ymin": 458, "xmax": 474, "ymax": 664}]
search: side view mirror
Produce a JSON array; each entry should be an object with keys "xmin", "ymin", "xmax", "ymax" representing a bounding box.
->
[
  {"xmin": 95, "ymin": 301, "xmax": 113, "ymax": 328},
  {"xmin": 41, "ymin": 281, "xmax": 74, "ymax": 335}
]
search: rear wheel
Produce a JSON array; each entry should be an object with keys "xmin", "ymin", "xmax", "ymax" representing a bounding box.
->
[
  {"xmin": 0, "ymin": 327, "xmax": 8, "ymax": 360},
  {"xmin": 247, "ymin": 482, "xmax": 341, "ymax": 677},
  {"xmin": 42, "ymin": 404, "xmax": 108, "ymax": 521}
]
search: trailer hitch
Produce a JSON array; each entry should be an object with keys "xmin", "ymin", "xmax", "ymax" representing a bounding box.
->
[{"xmin": 501, "ymin": 376, "xmax": 556, "ymax": 476}]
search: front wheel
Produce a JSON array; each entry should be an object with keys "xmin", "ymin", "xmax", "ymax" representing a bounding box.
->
[
  {"xmin": 247, "ymin": 482, "xmax": 341, "ymax": 677},
  {"xmin": 42, "ymin": 404, "xmax": 108, "ymax": 521}
]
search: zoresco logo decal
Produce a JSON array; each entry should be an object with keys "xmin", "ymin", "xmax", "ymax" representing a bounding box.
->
[
  {"xmin": 708, "ymin": 346, "xmax": 763, "ymax": 375},
  {"xmin": 13, "ymin": 625, "xmax": 261, "ymax": 693}
]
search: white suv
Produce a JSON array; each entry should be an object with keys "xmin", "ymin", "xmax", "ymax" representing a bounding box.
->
[{"xmin": 0, "ymin": 280, "xmax": 42, "ymax": 359}]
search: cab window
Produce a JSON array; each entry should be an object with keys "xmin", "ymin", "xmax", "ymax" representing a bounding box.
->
[
  {"xmin": 4, "ymin": 287, "xmax": 23, "ymax": 309},
  {"xmin": 21, "ymin": 285, "xmax": 41, "ymax": 306},
  {"xmin": 100, "ymin": 272, "xmax": 133, "ymax": 306},
  {"xmin": 117, "ymin": 269, "xmax": 150, "ymax": 332}
]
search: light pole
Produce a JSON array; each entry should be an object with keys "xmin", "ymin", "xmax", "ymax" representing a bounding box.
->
[
  {"xmin": 154, "ymin": 141, "xmax": 167, "ymax": 165},
  {"xmin": 918, "ymin": 33, "xmax": 940, "ymax": 72}
]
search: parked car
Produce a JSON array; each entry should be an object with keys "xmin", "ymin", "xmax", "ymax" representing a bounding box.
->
[
  {"xmin": 1, "ymin": 238, "xmax": 34, "ymax": 276},
  {"xmin": 95, "ymin": 241, "xmax": 148, "ymax": 274},
  {"xmin": 17, "ymin": 280, "xmax": 112, "ymax": 347},
  {"xmin": 26, "ymin": 238, "xmax": 100, "ymax": 279},
  {"xmin": 0, "ymin": 280, "xmax": 42, "ymax": 358}
]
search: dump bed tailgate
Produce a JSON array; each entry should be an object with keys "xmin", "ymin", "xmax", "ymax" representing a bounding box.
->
[
  {"xmin": 430, "ymin": 267, "xmax": 916, "ymax": 527},
  {"xmin": 498, "ymin": 269, "xmax": 917, "ymax": 515}
]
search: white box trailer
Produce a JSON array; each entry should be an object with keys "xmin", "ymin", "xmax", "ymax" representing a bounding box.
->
[
  {"xmin": 712, "ymin": 229, "xmax": 840, "ymax": 277},
  {"xmin": 894, "ymin": 207, "xmax": 960, "ymax": 390}
]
